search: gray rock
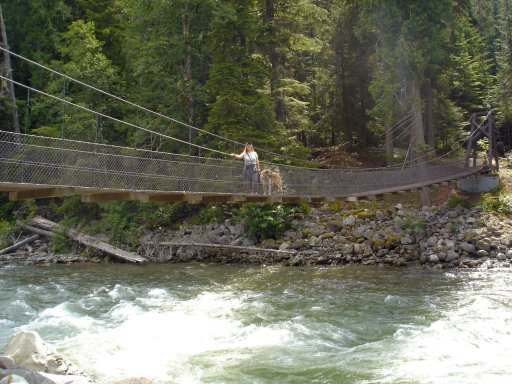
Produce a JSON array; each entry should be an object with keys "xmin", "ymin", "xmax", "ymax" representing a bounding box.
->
[
  {"xmin": 459, "ymin": 242, "xmax": 476, "ymax": 253},
  {"xmin": 446, "ymin": 250, "xmax": 459, "ymax": 262},
  {"xmin": 242, "ymin": 238, "xmax": 256, "ymax": 247},
  {"xmin": 343, "ymin": 216, "xmax": 356, "ymax": 226},
  {"xmin": 279, "ymin": 242, "xmax": 290, "ymax": 250},
  {"xmin": 475, "ymin": 240, "xmax": 491, "ymax": 252},
  {"xmin": 506, "ymin": 250, "xmax": 512, "ymax": 259},
  {"xmin": 401, "ymin": 236, "xmax": 413, "ymax": 245},
  {"xmin": 438, "ymin": 252, "xmax": 447, "ymax": 261},
  {"xmin": 466, "ymin": 217, "xmax": 476, "ymax": 224},
  {"xmin": 475, "ymin": 250, "xmax": 489, "ymax": 258},
  {"xmin": 290, "ymin": 239, "xmax": 304, "ymax": 249},
  {"xmin": 429, "ymin": 254, "xmax": 440, "ymax": 263},
  {"xmin": 0, "ymin": 374, "xmax": 31, "ymax": 384},
  {"xmin": 497, "ymin": 253, "xmax": 507, "ymax": 261},
  {"xmin": 0, "ymin": 356, "xmax": 15, "ymax": 369},
  {"xmin": 228, "ymin": 224, "xmax": 245, "ymax": 238}
]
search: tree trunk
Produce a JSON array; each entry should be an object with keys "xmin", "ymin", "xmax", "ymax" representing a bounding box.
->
[
  {"xmin": 264, "ymin": 0, "xmax": 285, "ymax": 123},
  {"xmin": 181, "ymin": 3, "xmax": 196, "ymax": 154},
  {"xmin": 0, "ymin": 5, "xmax": 20, "ymax": 134},
  {"xmin": 385, "ymin": 120, "xmax": 394, "ymax": 166},
  {"xmin": 28, "ymin": 216, "xmax": 146, "ymax": 263},
  {"xmin": 424, "ymin": 78, "xmax": 435, "ymax": 149},
  {"xmin": 0, "ymin": 235, "xmax": 39, "ymax": 255},
  {"xmin": 411, "ymin": 79, "xmax": 430, "ymax": 206}
]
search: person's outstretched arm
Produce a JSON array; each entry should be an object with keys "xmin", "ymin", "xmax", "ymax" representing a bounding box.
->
[{"xmin": 230, "ymin": 148, "xmax": 246, "ymax": 159}]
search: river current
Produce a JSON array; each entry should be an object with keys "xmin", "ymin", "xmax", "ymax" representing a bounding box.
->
[{"xmin": 1, "ymin": 263, "xmax": 511, "ymax": 384}]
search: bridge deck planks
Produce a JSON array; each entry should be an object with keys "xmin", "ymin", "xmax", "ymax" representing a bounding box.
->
[{"xmin": 0, "ymin": 166, "xmax": 483, "ymax": 203}]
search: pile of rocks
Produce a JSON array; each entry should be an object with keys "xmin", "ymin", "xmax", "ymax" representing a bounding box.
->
[
  {"xmin": 142, "ymin": 202, "xmax": 512, "ymax": 269},
  {"xmin": 2, "ymin": 201, "xmax": 511, "ymax": 270}
]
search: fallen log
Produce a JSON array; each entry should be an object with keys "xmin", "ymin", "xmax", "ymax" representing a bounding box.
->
[
  {"xmin": 146, "ymin": 241, "xmax": 296, "ymax": 255},
  {"xmin": 18, "ymin": 222, "xmax": 54, "ymax": 237},
  {"xmin": 28, "ymin": 216, "xmax": 146, "ymax": 263},
  {"xmin": 0, "ymin": 234, "xmax": 40, "ymax": 255}
]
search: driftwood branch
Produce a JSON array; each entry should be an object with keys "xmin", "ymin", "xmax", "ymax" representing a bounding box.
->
[
  {"xmin": 0, "ymin": 234, "xmax": 39, "ymax": 255},
  {"xmin": 27, "ymin": 216, "xmax": 146, "ymax": 263},
  {"xmin": 145, "ymin": 241, "xmax": 296, "ymax": 255},
  {"xmin": 18, "ymin": 222, "xmax": 55, "ymax": 237}
]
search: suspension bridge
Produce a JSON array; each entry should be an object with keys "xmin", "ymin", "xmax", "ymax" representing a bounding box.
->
[{"xmin": 0, "ymin": 47, "xmax": 496, "ymax": 204}]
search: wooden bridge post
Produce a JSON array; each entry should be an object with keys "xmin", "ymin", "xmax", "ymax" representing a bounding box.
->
[
  {"xmin": 465, "ymin": 114, "xmax": 476, "ymax": 167},
  {"xmin": 464, "ymin": 111, "xmax": 499, "ymax": 170},
  {"xmin": 490, "ymin": 112, "xmax": 499, "ymax": 171}
]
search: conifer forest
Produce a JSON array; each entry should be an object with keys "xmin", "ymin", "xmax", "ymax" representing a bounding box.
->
[{"xmin": 1, "ymin": 0, "xmax": 512, "ymax": 164}]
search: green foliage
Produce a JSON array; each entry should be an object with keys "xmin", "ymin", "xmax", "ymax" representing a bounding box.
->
[
  {"xmin": 237, "ymin": 203, "xmax": 308, "ymax": 239},
  {"xmin": 506, "ymin": 152, "xmax": 512, "ymax": 168},
  {"xmin": 0, "ymin": 193, "xmax": 16, "ymax": 221},
  {"xmin": 95, "ymin": 201, "xmax": 195, "ymax": 250},
  {"xmin": 196, "ymin": 204, "xmax": 227, "ymax": 224},
  {"xmin": 479, "ymin": 187, "xmax": 512, "ymax": 214},
  {"xmin": 49, "ymin": 232, "xmax": 74, "ymax": 254},
  {"xmin": 56, "ymin": 196, "xmax": 102, "ymax": 228},
  {"xmin": 0, "ymin": 220, "xmax": 17, "ymax": 248},
  {"xmin": 447, "ymin": 195, "xmax": 465, "ymax": 209},
  {"xmin": 14, "ymin": 200, "xmax": 38, "ymax": 222},
  {"xmin": 401, "ymin": 214, "xmax": 426, "ymax": 231}
]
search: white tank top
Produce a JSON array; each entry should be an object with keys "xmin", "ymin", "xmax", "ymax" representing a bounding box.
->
[{"xmin": 244, "ymin": 152, "xmax": 258, "ymax": 165}]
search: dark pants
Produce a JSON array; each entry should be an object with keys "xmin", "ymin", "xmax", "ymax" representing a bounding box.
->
[{"xmin": 243, "ymin": 165, "xmax": 259, "ymax": 192}]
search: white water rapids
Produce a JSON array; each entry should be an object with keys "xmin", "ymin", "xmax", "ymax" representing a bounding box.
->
[{"xmin": 1, "ymin": 264, "xmax": 512, "ymax": 384}]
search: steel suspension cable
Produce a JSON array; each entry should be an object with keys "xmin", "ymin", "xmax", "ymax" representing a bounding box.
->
[
  {"xmin": 0, "ymin": 75, "xmax": 230, "ymax": 157},
  {"xmin": 1, "ymin": 47, "xmax": 482, "ymax": 172},
  {"xmin": 0, "ymin": 46, "xmax": 318, "ymax": 166}
]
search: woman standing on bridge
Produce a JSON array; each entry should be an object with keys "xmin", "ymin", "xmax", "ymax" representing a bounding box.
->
[{"xmin": 230, "ymin": 143, "xmax": 260, "ymax": 194}]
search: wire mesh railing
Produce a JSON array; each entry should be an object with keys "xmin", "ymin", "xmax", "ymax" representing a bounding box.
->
[{"xmin": 0, "ymin": 131, "xmax": 475, "ymax": 197}]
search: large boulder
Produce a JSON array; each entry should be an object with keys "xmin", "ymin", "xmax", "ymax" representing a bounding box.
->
[
  {"xmin": 0, "ymin": 368, "xmax": 55, "ymax": 384},
  {"xmin": 3, "ymin": 332, "xmax": 47, "ymax": 372},
  {"xmin": 3, "ymin": 331, "xmax": 83, "ymax": 376}
]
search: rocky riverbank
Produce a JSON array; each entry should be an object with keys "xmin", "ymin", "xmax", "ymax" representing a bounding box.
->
[{"xmin": 2, "ymin": 202, "xmax": 512, "ymax": 270}]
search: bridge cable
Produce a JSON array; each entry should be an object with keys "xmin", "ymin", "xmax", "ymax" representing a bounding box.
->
[
  {"xmin": 0, "ymin": 75, "xmax": 231, "ymax": 157},
  {"xmin": 1, "ymin": 47, "xmax": 484, "ymax": 171},
  {"xmin": 0, "ymin": 46, "xmax": 430, "ymax": 170},
  {"xmin": 0, "ymin": 46, "xmax": 318, "ymax": 166}
]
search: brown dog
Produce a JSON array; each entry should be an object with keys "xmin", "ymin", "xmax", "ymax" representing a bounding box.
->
[{"xmin": 260, "ymin": 168, "xmax": 283, "ymax": 195}]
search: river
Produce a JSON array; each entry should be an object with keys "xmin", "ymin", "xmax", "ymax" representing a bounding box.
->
[{"xmin": 1, "ymin": 263, "xmax": 512, "ymax": 384}]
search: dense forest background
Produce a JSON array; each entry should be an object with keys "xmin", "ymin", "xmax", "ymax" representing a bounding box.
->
[{"xmin": 1, "ymin": 0, "xmax": 512, "ymax": 165}]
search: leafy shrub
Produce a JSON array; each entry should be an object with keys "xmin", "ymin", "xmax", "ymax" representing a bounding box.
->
[
  {"xmin": 237, "ymin": 203, "xmax": 308, "ymax": 240},
  {"xmin": 0, "ymin": 193, "xmax": 15, "ymax": 221},
  {"xmin": 0, "ymin": 220, "xmax": 16, "ymax": 248},
  {"xmin": 13, "ymin": 199, "xmax": 38, "ymax": 222},
  {"xmin": 49, "ymin": 232, "xmax": 74, "ymax": 253},
  {"xmin": 447, "ymin": 195, "xmax": 465, "ymax": 209},
  {"xmin": 58, "ymin": 196, "xmax": 101, "ymax": 226},
  {"xmin": 95, "ymin": 201, "xmax": 196, "ymax": 250},
  {"xmin": 480, "ymin": 191, "xmax": 512, "ymax": 214},
  {"xmin": 401, "ymin": 214, "xmax": 426, "ymax": 231},
  {"xmin": 196, "ymin": 204, "xmax": 227, "ymax": 224},
  {"xmin": 506, "ymin": 152, "xmax": 512, "ymax": 168}
]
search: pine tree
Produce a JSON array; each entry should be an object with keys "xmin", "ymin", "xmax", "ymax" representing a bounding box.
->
[{"xmin": 204, "ymin": 0, "xmax": 283, "ymax": 152}]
